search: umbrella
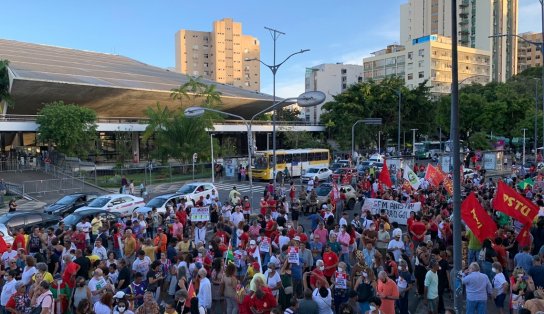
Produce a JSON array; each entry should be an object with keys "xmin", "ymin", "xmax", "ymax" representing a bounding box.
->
[{"xmin": 517, "ymin": 178, "xmax": 535, "ymax": 190}]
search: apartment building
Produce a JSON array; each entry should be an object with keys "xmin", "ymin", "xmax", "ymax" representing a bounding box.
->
[
  {"xmin": 518, "ymin": 32, "xmax": 543, "ymax": 73},
  {"xmin": 304, "ymin": 63, "xmax": 363, "ymax": 124},
  {"xmin": 400, "ymin": 0, "xmax": 518, "ymax": 82},
  {"xmin": 175, "ymin": 18, "xmax": 260, "ymax": 91},
  {"xmin": 363, "ymin": 35, "xmax": 491, "ymax": 94}
]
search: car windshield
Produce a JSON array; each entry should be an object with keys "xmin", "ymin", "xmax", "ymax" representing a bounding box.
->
[
  {"xmin": 87, "ymin": 197, "xmax": 111, "ymax": 208},
  {"xmin": 316, "ymin": 185, "xmax": 332, "ymax": 197},
  {"xmin": 55, "ymin": 195, "xmax": 79, "ymax": 205},
  {"xmin": 0, "ymin": 216, "xmax": 11, "ymax": 224},
  {"xmin": 307, "ymin": 168, "xmax": 319, "ymax": 174},
  {"xmin": 178, "ymin": 184, "xmax": 197, "ymax": 195},
  {"xmin": 145, "ymin": 197, "xmax": 168, "ymax": 208},
  {"xmin": 334, "ymin": 169, "xmax": 345, "ymax": 174},
  {"xmin": 254, "ymin": 155, "xmax": 269, "ymax": 169},
  {"xmin": 360, "ymin": 161, "xmax": 371, "ymax": 166},
  {"xmin": 62, "ymin": 214, "xmax": 80, "ymax": 226}
]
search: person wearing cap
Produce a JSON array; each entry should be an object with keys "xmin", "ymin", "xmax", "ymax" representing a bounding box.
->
[
  {"xmin": 113, "ymin": 297, "xmax": 134, "ymax": 314},
  {"xmin": 5, "ymin": 280, "xmax": 30, "ymax": 314},
  {"xmin": 153, "ymin": 227, "xmax": 167, "ymax": 259},
  {"xmin": 387, "ymin": 229, "xmax": 404, "ymax": 262},
  {"xmin": 423, "ymin": 260, "xmax": 440, "ymax": 314}
]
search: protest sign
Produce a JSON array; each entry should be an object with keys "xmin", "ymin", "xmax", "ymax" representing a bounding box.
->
[
  {"xmin": 190, "ymin": 207, "xmax": 210, "ymax": 222},
  {"xmin": 361, "ymin": 198, "xmax": 421, "ymax": 225},
  {"xmin": 287, "ymin": 246, "xmax": 300, "ymax": 264}
]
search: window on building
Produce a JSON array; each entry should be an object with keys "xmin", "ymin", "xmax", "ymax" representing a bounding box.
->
[
  {"xmin": 419, "ymin": 49, "xmax": 425, "ymax": 57},
  {"xmin": 407, "ymin": 73, "xmax": 413, "ymax": 80},
  {"xmin": 418, "ymin": 60, "xmax": 424, "ymax": 68},
  {"xmin": 358, "ymin": 76, "xmax": 363, "ymax": 82},
  {"xmin": 341, "ymin": 69, "xmax": 347, "ymax": 74},
  {"xmin": 408, "ymin": 52, "xmax": 413, "ymax": 60},
  {"xmin": 342, "ymin": 83, "xmax": 347, "ymax": 89},
  {"xmin": 418, "ymin": 71, "xmax": 424, "ymax": 78}
]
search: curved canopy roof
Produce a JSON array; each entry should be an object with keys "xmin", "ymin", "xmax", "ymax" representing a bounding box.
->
[{"xmin": 0, "ymin": 39, "xmax": 280, "ymax": 118}]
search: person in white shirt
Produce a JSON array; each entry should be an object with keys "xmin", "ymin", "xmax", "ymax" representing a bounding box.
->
[
  {"xmin": 491, "ymin": 262, "xmax": 508, "ymax": 312},
  {"xmin": 339, "ymin": 212, "xmax": 348, "ymax": 228},
  {"xmin": 193, "ymin": 222, "xmax": 207, "ymax": 245},
  {"xmin": 312, "ymin": 287, "xmax": 333, "ymax": 314},
  {"xmin": 387, "ymin": 229, "xmax": 405, "ymax": 262},
  {"xmin": 263, "ymin": 262, "xmax": 282, "ymax": 297},
  {"xmin": 230, "ymin": 206, "xmax": 244, "ymax": 227},
  {"xmin": 307, "ymin": 178, "xmax": 315, "ymax": 192},
  {"xmin": 1, "ymin": 245, "xmax": 17, "ymax": 269},
  {"xmin": 132, "ymin": 252, "xmax": 151, "ymax": 278},
  {"xmin": 88, "ymin": 268, "xmax": 110, "ymax": 304},
  {"xmin": 196, "ymin": 268, "xmax": 212, "ymax": 310},
  {"xmin": 0, "ymin": 270, "xmax": 18, "ymax": 308},
  {"xmin": 92, "ymin": 239, "xmax": 108, "ymax": 260},
  {"xmin": 76, "ymin": 218, "xmax": 92, "ymax": 244}
]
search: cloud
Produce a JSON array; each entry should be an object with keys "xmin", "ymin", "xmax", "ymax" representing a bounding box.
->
[{"xmin": 518, "ymin": 0, "xmax": 542, "ymax": 33}]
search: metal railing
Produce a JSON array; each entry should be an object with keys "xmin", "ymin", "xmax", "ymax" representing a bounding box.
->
[
  {"xmin": 0, "ymin": 114, "xmax": 325, "ymax": 126},
  {"xmin": 22, "ymin": 177, "xmax": 85, "ymax": 196}
]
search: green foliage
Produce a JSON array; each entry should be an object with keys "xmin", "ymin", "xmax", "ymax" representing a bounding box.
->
[
  {"xmin": 36, "ymin": 101, "xmax": 97, "ymax": 157},
  {"xmin": 0, "ymin": 60, "xmax": 13, "ymax": 107},
  {"xmin": 170, "ymin": 76, "xmax": 222, "ymax": 108},
  {"xmin": 282, "ymin": 131, "xmax": 326, "ymax": 149},
  {"xmin": 146, "ymin": 79, "xmax": 222, "ymax": 163},
  {"xmin": 468, "ymin": 132, "xmax": 491, "ymax": 150},
  {"xmin": 320, "ymin": 76, "xmax": 435, "ymax": 150}
]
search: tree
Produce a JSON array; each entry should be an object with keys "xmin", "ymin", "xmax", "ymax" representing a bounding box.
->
[
  {"xmin": 0, "ymin": 60, "xmax": 13, "ymax": 108},
  {"xmin": 36, "ymin": 101, "xmax": 97, "ymax": 157},
  {"xmin": 282, "ymin": 131, "xmax": 326, "ymax": 149}
]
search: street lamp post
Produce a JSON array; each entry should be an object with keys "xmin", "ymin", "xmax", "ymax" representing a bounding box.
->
[
  {"xmin": 378, "ymin": 131, "xmax": 382, "ymax": 154},
  {"xmin": 351, "ymin": 118, "xmax": 383, "ymax": 157},
  {"xmin": 523, "ymin": 128, "xmax": 528, "ymax": 166},
  {"xmin": 210, "ymin": 134, "xmax": 214, "ymax": 183},
  {"xmin": 411, "ymin": 129, "xmax": 418, "ymax": 156},
  {"xmin": 246, "ymin": 27, "xmax": 309, "ymax": 186},
  {"xmin": 184, "ymin": 91, "xmax": 326, "ymax": 205}
]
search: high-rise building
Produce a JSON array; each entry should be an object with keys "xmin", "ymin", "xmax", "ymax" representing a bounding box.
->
[
  {"xmin": 518, "ymin": 32, "xmax": 543, "ymax": 73},
  {"xmin": 363, "ymin": 35, "xmax": 491, "ymax": 94},
  {"xmin": 304, "ymin": 63, "xmax": 363, "ymax": 124},
  {"xmin": 400, "ymin": 0, "xmax": 518, "ymax": 82},
  {"xmin": 175, "ymin": 18, "xmax": 260, "ymax": 91}
]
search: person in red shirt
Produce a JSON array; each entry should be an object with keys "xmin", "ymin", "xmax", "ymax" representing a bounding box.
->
[
  {"xmin": 239, "ymin": 225, "xmax": 250, "ymax": 249},
  {"xmin": 407, "ymin": 212, "xmax": 416, "ymax": 231},
  {"xmin": 322, "ymin": 244, "xmax": 339, "ymax": 281},
  {"xmin": 264, "ymin": 216, "xmax": 276, "ymax": 238},
  {"xmin": 296, "ymin": 226, "xmax": 308, "ymax": 243},
  {"xmin": 493, "ymin": 237, "xmax": 508, "ymax": 269},
  {"xmin": 176, "ymin": 207, "xmax": 187, "ymax": 226},
  {"xmin": 259, "ymin": 198, "xmax": 268, "ymax": 216},
  {"xmin": 71, "ymin": 227, "xmax": 86, "ymax": 251},
  {"xmin": 409, "ymin": 215, "xmax": 427, "ymax": 247},
  {"xmin": 248, "ymin": 279, "xmax": 277, "ymax": 314},
  {"xmin": 310, "ymin": 260, "xmax": 329, "ymax": 289},
  {"xmin": 62, "ymin": 254, "xmax": 79, "ymax": 289},
  {"xmin": 214, "ymin": 224, "xmax": 230, "ymax": 245},
  {"xmin": 12, "ymin": 228, "xmax": 25, "ymax": 251}
]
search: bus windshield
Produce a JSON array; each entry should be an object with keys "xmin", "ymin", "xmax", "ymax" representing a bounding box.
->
[{"xmin": 254, "ymin": 155, "xmax": 269, "ymax": 169}]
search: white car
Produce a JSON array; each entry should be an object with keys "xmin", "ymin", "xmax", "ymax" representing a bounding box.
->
[
  {"xmin": 0, "ymin": 224, "xmax": 13, "ymax": 245},
  {"xmin": 302, "ymin": 167, "xmax": 333, "ymax": 182},
  {"xmin": 74, "ymin": 194, "xmax": 145, "ymax": 216},
  {"xmin": 463, "ymin": 168, "xmax": 477, "ymax": 179},
  {"xmin": 134, "ymin": 193, "xmax": 194, "ymax": 215},
  {"xmin": 177, "ymin": 182, "xmax": 218, "ymax": 204}
]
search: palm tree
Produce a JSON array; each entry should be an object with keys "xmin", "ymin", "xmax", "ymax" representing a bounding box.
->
[
  {"xmin": 170, "ymin": 84, "xmax": 189, "ymax": 108},
  {"xmin": 0, "ymin": 60, "xmax": 13, "ymax": 109},
  {"xmin": 170, "ymin": 76, "xmax": 208, "ymax": 108},
  {"xmin": 143, "ymin": 102, "xmax": 171, "ymax": 141},
  {"xmin": 201, "ymin": 83, "xmax": 222, "ymax": 108}
]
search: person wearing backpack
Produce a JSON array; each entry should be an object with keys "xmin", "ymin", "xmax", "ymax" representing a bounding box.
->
[{"xmin": 354, "ymin": 266, "xmax": 376, "ymax": 313}]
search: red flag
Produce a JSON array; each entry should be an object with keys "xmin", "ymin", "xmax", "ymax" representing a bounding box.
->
[
  {"xmin": 492, "ymin": 181, "xmax": 539, "ymax": 224},
  {"xmin": 425, "ymin": 164, "xmax": 446, "ymax": 187},
  {"xmin": 184, "ymin": 280, "xmax": 196, "ymax": 309},
  {"xmin": 461, "ymin": 192, "xmax": 497, "ymax": 242},
  {"xmin": 517, "ymin": 224, "xmax": 532, "ymax": 247},
  {"xmin": 402, "ymin": 179, "xmax": 413, "ymax": 193},
  {"xmin": 443, "ymin": 177, "xmax": 454, "ymax": 196},
  {"xmin": 379, "ymin": 158, "xmax": 392, "ymax": 188}
]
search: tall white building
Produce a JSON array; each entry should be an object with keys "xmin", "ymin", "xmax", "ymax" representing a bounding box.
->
[
  {"xmin": 304, "ymin": 63, "xmax": 363, "ymax": 124},
  {"xmin": 400, "ymin": 0, "xmax": 518, "ymax": 82}
]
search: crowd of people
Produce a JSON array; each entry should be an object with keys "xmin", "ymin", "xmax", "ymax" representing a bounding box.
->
[{"xmin": 3, "ymin": 156, "xmax": 544, "ymax": 314}]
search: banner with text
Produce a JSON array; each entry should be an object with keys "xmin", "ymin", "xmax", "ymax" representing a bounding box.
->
[
  {"xmin": 190, "ymin": 207, "xmax": 210, "ymax": 222},
  {"xmin": 361, "ymin": 198, "xmax": 421, "ymax": 225}
]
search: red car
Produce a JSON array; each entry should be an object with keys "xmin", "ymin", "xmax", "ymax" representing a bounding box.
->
[{"xmin": 331, "ymin": 168, "xmax": 356, "ymax": 184}]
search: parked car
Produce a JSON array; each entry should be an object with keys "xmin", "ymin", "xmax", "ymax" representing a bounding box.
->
[
  {"xmin": 331, "ymin": 168, "xmax": 357, "ymax": 183},
  {"xmin": 74, "ymin": 194, "xmax": 144, "ymax": 216},
  {"xmin": 330, "ymin": 161, "xmax": 350, "ymax": 172},
  {"xmin": 301, "ymin": 167, "xmax": 332, "ymax": 183},
  {"xmin": 0, "ymin": 211, "xmax": 61, "ymax": 243},
  {"xmin": 177, "ymin": 182, "xmax": 218, "ymax": 203},
  {"xmin": 134, "ymin": 193, "xmax": 191, "ymax": 215},
  {"xmin": 0, "ymin": 224, "xmax": 13, "ymax": 245},
  {"xmin": 314, "ymin": 183, "xmax": 358, "ymax": 210},
  {"xmin": 62, "ymin": 209, "xmax": 121, "ymax": 230},
  {"xmin": 43, "ymin": 193, "xmax": 100, "ymax": 216}
]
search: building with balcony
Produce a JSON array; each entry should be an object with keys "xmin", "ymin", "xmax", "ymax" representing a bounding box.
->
[
  {"xmin": 175, "ymin": 18, "xmax": 260, "ymax": 91},
  {"xmin": 363, "ymin": 35, "xmax": 491, "ymax": 94},
  {"xmin": 400, "ymin": 0, "xmax": 518, "ymax": 82},
  {"xmin": 518, "ymin": 32, "xmax": 543, "ymax": 72},
  {"xmin": 304, "ymin": 63, "xmax": 363, "ymax": 124}
]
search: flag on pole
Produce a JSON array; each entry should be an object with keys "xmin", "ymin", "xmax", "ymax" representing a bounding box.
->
[
  {"xmin": 461, "ymin": 192, "xmax": 497, "ymax": 242},
  {"xmin": 182, "ymin": 280, "xmax": 196, "ymax": 310},
  {"xmin": 424, "ymin": 164, "xmax": 446, "ymax": 187},
  {"xmin": 517, "ymin": 224, "xmax": 533, "ymax": 248},
  {"xmin": 225, "ymin": 241, "xmax": 234, "ymax": 265},
  {"xmin": 252, "ymin": 247, "xmax": 263, "ymax": 273},
  {"xmin": 492, "ymin": 181, "xmax": 539, "ymax": 225},
  {"xmin": 403, "ymin": 165, "xmax": 420, "ymax": 190},
  {"xmin": 379, "ymin": 158, "xmax": 392, "ymax": 188}
]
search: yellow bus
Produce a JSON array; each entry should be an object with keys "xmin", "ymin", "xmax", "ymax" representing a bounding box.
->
[{"xmin": 251, "ymin": 148, "xmax": 330, "ymax": 181}]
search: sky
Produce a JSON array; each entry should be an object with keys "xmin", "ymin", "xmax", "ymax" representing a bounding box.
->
[{"xmin": 0, "ymin": 0, "xmax": 540, "ymax": 98}]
